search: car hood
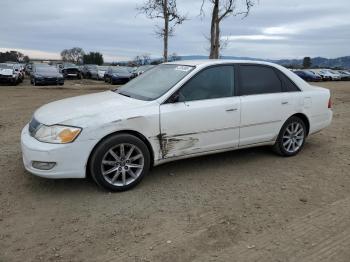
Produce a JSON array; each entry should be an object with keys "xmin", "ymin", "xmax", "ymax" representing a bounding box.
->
[
  {"xmin": 113, "ymin": 72, "xmax": 132, "ymax": 78},
  {"xmin": 35, "ymin": 72, "xmax": 61, "ymax": 77},
  {"xmin": 34, "ymin": 91, "xmax": 149, "ymax": 126}
]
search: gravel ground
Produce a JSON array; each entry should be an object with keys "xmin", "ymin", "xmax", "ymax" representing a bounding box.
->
[{"xmin": 0, "ymin": 78, "xmax": 349, "ymax": 262}]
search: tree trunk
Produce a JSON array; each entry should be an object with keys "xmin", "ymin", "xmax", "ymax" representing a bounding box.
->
[
  {"xmin": 214, "ymin": 19, "xmax": 220, "ymax": 59},
  {"xmin": 209, "ymin": 0, "xmax": 219, "ymax": 59},
  {"xmin": 163, "ymin": 0, "xmax": 168, "ymax": 62}
]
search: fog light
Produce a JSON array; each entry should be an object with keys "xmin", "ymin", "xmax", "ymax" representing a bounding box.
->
[{"xmin": 32, "ymin": 161, "xmax": 56, "ymax": 170}]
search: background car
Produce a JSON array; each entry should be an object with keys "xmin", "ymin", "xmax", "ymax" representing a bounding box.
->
[
  {"xmin": 293, "ymin": 70, "xmax": 321, "ymax": 81},
  {"xmin": 30, "ymin": 65, "xmax": 64, "ymax": 86},
  {"xmin": 81, "ymin": 64, "xmax": 98, "ymax": 79},
  {"xmin": 104, "ymin": 66, "xmax": 133, "ymax": 84},
  {"xmin": 320, "ymin": 69, "xmax": 341, "ymax": 80},
  {"xmin": 310, "ymin": 69, "xmax": 331, "ymax": 81},
  {"xmin": 97, "ymin": 66, "xmax": 109, "ymax": 80},
  {"xmin": 336, "ymin": 70, "xmax": 350, "ymax": 80},
  {"xmin": 61, "ymin": 63, "xmax": 82, "ymax": 79},
  {"xmin": 0, "ymin": 63, "xmax": 20, "ymax": 85}
]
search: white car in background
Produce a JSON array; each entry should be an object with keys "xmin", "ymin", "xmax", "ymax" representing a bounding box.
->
[
  {"xmin": 320, "ymin": 69, "xmax": 341, "ymax": 80},
  {"xmin": 0, "ymin": 63, "xmax": 20, "ymax": 85},
  {"xmin": 310, "ymin": 69, "xmax": 330, "ymax": 81},
  {"xmin": 97, "ymin": 66, "xmax": 109, "ymax": 80},
  {"xmin": 21, "ymin": 60, "xmax": 333, "ymax": 191}
]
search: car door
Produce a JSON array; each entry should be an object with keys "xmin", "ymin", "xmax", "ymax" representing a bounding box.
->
[
  {"xmin": 238, "ymin": 64, "xmax": 286, "ymax": 146},
  {"xmin": 159, "ymin": 65, "xmax": 240, "ymax": 159}
]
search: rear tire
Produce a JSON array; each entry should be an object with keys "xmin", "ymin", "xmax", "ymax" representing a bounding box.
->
[
  {"xmin": 273, "ymin": 116, "xmax": 306, "ymax": 157},
  {"xmin": 89, "ymin": 134, "xmax": 151, "ymax": 192}
]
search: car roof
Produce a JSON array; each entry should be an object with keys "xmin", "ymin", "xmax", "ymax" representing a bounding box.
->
[
  {"xmin": 164, "ymin": 59, "xmax": 311, "ymax": 92},
  {"xmin": 165, "ymin": 59, "xmax": 279, "ymax": 67}
]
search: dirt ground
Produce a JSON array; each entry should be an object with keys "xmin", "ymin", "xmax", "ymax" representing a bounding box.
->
[{"xmin": 0, "ymin": 78, "xmax": 349, "ymax": 262}]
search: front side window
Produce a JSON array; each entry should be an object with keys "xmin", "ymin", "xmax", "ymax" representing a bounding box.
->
[
  {"xmin": 178, "ymin": 65, "xmax": 234, "ymax": 102},
  {"xmin": 239, "ymin": 65, "xmax": 282, "ymax": 95}
]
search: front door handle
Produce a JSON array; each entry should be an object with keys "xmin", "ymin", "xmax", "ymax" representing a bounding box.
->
[
  {"xmin": 281, "ymin": 101, "xmax": 288, "ymax": 105},
  {"xmin": 226, "ymin": 108, "xmax": 238, "ymax": 112}
]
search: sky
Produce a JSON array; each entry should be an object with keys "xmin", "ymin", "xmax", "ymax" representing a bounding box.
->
[{"xmin": 0, "ymin": 0, "xmax": 349, "ymax": 62}]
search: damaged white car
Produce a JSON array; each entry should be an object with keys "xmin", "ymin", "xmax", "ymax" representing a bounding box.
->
[
  {"xmin": 0, "ymin": 63, "xmax": 20, "ymax": 85},
  {"xmin": 21, "ymin": 60, "xmax": 332, "ymax": 191}
]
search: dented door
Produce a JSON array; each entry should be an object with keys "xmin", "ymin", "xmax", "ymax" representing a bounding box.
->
[{"xmin": 159, "ymin": 97, "xmax": 241, "ymax": 158}]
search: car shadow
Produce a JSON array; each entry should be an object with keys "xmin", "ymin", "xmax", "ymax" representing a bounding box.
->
[{"xmin": 24, "ymin": 146, "xmax": 278, "ymax": 194}]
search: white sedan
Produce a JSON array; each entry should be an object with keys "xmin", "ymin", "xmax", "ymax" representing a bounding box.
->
[{"xmin": 21, "ymin": 60, "xmax": 332, "ymax": 191}]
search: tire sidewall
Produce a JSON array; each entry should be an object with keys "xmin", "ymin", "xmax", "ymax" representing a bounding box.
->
[{"xmin": 90, "ymin": 134, "xmax": 151, "ymax": 191}]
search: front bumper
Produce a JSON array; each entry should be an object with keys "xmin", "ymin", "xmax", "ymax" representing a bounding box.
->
[
  {"xmin": 21, "ymin": 124, "xmax": 95, "ymax": 179},
  {"xmin": 111, "ymin": 77, "xmax": 130, "ymax": 84},
  {"xmin": 0, "ymin": 75, "xmax": 16, "ymax": 83},
  {"xmin": 35, "ymin": 77, "xmax": 64, "ymax": 85}
]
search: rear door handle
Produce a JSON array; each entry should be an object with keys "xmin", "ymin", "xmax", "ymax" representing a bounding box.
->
[
  {"xmin": 226, "ymin": 108, "xmax": 238, "ymax": 112},
  {"xmin": 281, "ymin": 101, "xmax": 288, "ymax": 105}
]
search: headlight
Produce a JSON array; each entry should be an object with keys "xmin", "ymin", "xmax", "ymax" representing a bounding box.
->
[{"xmin": 34, "ymin": 125, "xmax": 82, "ymax": 144}]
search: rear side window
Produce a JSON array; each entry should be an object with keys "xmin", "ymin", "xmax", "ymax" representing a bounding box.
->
[
  {"xmin": 178, "ymin": 65, "xmax": 234, "ymax": 102},
  {"xmin": 239, "ymin": 65, "xmax": 282, "ymax": 95},
  {"xmin": 277, "ymin": 71, "xmax": 300, "ymax": 92}
]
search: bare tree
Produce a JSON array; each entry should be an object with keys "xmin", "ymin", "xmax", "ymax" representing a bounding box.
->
[
  {"xmin": 138, "ymin": 0, "xmax": 186, "ymax": 62},
  {"xmin": 142, "ymin": 53, "xmax": 151, "ymax": 65},
  {"xmin": 200, "ymin": 0, "xmax": 255, "ymax": 59},
  {"xmin": 60, "ymin": 47, "xmax": 85, "ymax": 64},
  {"xmin": 169, "ymin": 52, "xmax": 181, "ymax": 61},
  {"xmin": 133, "ymin": 55, "xmax": 143, "ymax": 66}
]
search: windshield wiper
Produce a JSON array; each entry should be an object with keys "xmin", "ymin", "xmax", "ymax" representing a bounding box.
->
[{"xmin": 117, "ymin": 91, "xmax": 131, "ymax": 98}]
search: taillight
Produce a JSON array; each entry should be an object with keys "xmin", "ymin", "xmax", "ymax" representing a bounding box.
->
[{"xmin": 328, "ymin": 97, "xmax": 332, "ymax": 109}]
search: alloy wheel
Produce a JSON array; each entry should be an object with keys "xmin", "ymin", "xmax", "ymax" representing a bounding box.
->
[
  {"xmin": 282, "ymin": 122, "xmax": 305, "ymax": 153},
  {"xmin": 101, "ymin": 143, "xmax": 144, "ymax": 187}
]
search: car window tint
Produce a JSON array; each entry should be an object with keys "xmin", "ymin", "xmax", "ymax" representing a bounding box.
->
[
  {"xmin": 239, "ymin": 65, "xmax": 282, "ymax": 95},
  {"xmin": 277, "ymin": 71, "xmax": 300, "ymax": 92},
  {"xmin": 178, "ymin": 65, "xmax": 234, "ymax": 102}
]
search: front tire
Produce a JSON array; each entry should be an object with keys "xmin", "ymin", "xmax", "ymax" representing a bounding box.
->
[
  {"xmin": 89, "ymin": 134, "xmax": 151, "ymax": 191},
  {"xmin": 273, "ymin": 116, "xmax": 306, "ymax": 156}
]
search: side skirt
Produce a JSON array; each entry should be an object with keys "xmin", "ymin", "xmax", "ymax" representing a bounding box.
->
[{"xmin": 153, "ymin": 140, "xmax": 275, "ymax": 166}]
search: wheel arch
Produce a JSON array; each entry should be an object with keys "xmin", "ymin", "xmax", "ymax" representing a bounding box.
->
[{"xmin": 85, "ymin": 130, "xmax": 155, "ymax": 178}]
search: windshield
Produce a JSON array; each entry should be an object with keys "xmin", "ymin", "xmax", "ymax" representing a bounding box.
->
[
  {"xmin": 36, "ymin": 66, "xmax": 58, "ymax": 73},
  {"xmin": 64, "ymin": 63, "xmax": 77, "ymax": 68},
  {"xmin": 111, "ymin": 67, "xmax": 130, "ymax": 74},
  {"xmin": 116, "ymin": 64, "xmax": 195, "ymax": 101},
  {"xmin": 87, "ymin": 65, "xmax": 98, "ymax": 70}
]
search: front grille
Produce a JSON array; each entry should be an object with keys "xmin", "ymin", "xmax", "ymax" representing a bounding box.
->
[{"xmin": 28, "ymin": 118, "xmax": 41, "ymax": 137}]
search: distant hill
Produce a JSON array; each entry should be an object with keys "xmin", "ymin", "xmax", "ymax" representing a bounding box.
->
[{"xmin": 179, "ymin": 55, "xmax": 350, "ymax": 69}]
